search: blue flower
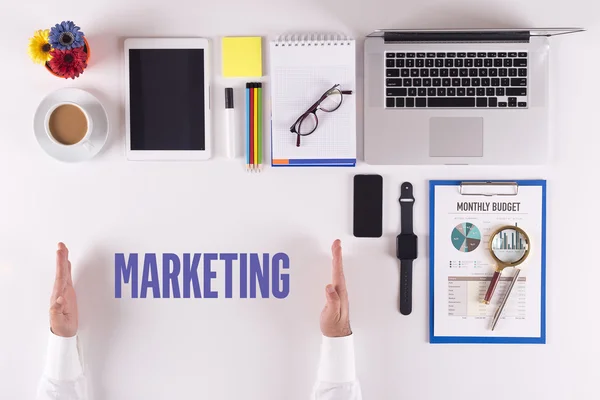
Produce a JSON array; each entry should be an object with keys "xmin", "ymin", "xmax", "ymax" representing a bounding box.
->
[{"xmin": 49, "ymin": 21, "xmax": 85, "ymax": 50}]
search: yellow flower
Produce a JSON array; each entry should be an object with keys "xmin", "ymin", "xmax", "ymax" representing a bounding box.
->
[{"xmin": 28, "ymin": 30, "xmax": 53, "ymax": 65}]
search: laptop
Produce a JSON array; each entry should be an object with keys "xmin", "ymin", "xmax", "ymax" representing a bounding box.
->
[{"xmin": 364, "ymin": 28, "xmax": 583, "ymax": 165}]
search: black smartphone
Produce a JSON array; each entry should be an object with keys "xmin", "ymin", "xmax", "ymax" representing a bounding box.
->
[{"xmin": 353, "ymin": 174, "xmax": 383, "ymax": 238}]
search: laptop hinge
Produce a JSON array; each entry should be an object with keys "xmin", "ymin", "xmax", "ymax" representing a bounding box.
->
[{"xmin": 383, "ymin": 31, "xmax": 530, "ymax": 43}]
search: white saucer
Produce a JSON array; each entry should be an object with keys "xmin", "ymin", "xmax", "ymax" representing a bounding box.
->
[{"xmin": 34, "ymin": 88, "xmax": 109, "ymax": 162}]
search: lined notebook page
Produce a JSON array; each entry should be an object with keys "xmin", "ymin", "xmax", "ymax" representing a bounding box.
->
[{"xmin": 270, "ymin": 37, "xmax": 356, "ymax": 164}]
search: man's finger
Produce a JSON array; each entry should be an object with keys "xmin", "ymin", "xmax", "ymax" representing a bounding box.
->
[
  {"xmin": 55, "ymin": 243, "xmax": 69, "ymax": 281},
  {"xmin": 67, "ymin": 261, "xmax": 73, "ymax": 286},
  {"xmin": 49, "ymin": 296, "xmax": 64, "ymax": 315},
  {"xmin": 325, "ymin": 285, "xmax": 341, "ymax": 311},
  {"xmin": 51, "ymin": 243, "xmax": 69, "ymax": 302},
  {"xmin": 331, "ymin": 239, "xmax": 347, "ymax": 291},
  {"xmin": 62, "ymin": 244, "xmax": 74, "ymax": 286}
]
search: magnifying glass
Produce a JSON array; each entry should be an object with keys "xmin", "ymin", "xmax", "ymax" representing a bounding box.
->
[{"xmin": 482, "ymin": 225, "xmax": 530, "ymax": 305}]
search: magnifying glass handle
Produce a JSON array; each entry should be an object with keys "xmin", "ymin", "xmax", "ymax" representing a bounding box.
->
[
  {"xmin": 483, "ymin": 271, "xmax": 502, "ymax": 304},
  {"xmin": 491, "ymin": 269, "xmax": 521, "ymax": 330}
]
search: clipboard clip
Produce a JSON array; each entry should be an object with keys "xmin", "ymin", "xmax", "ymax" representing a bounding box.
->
[{"xmin": 459, "ymin": 181, "xmax": 519, "ymax": 197}]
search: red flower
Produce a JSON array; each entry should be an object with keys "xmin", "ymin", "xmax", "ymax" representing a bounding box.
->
[{"xmin": 48, "ymin": 47, "xmax": 87, "ymax": 79}]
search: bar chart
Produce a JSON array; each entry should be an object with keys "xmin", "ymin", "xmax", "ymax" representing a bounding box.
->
[{"xmin": 492, "ymin": 229, "xmax": 525, "ymax": 251}]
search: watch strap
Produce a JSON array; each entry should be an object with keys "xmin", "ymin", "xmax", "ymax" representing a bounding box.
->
[
  {"xmin": 400, "ymin": 182, "xmax": 414, "ymax": 234},
  {"xmin": 399, "ymin": 182, "xmax": 415, "ymax": 315},
  {"xmin": 400, "ymin": 259, "xmax": 413, "ymax": 315}
]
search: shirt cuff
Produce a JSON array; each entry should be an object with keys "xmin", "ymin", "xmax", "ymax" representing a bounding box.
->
[
  {"xmin": 317, "ymin": 334, "xmax": 357, "ymax": 383},
  {"xmin": 43, "ymin": 330, "xmax": 83, "ymax": 381}
]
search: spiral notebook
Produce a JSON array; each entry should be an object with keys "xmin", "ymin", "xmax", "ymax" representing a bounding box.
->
[{"xmin": 270, "ymin": 33, "xmax": 356, "ymax": 167}]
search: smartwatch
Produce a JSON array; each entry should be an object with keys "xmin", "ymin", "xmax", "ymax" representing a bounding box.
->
[{"xmin": 397, "ymin": 182, "xmax": 418, "ymax": 315}]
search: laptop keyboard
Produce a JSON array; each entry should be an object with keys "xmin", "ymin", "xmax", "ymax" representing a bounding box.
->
[{"xmin": 385, "ymin": 51, "xmax": 528, "ymax": 108}]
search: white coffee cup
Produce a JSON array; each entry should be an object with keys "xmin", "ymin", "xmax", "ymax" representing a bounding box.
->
[{"xmin": 44, "ymin": 102, "xmax": 95, "ymax": 151}]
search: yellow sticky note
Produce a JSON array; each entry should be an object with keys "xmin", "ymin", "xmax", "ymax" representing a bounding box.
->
[{"xmin": 222, "ymin": 37, "xmax": 263, "ymax": 77}]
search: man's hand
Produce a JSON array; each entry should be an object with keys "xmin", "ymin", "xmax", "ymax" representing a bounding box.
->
[
  {"xmin": 49, "ymin": 243, "xmax": 78, "ymax": 337},
  {"xmin": 320, "ymin": 239, "xmax": 352, "ymax": 338}
]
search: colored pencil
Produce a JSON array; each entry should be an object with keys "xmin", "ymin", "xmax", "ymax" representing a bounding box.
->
[
  {"xmin": 245, "ymin": 82, "xmax": 263, "ymax": 172},
  {"xmin": 250, "ymin": 84, "xmax": 255, "ymax": 167},
  {"xmin": 257, "ymin": 84, "xmax": 262, "ymax": 167},
  {"xmin": 254, "ymin": 84, "xmax": 258, "ymax": 170},
  {"xmin": 253, "ymin": 85, "xmax": 258, "ymax": 168},
  {"xmin": 245, "ymin": 85, "xmax": 250, "ymax": 167}
]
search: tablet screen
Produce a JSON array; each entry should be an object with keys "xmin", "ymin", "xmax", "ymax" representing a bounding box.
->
[{"xmin": 129, "ymin": 49, "xmax": 205, "ymax": 151}]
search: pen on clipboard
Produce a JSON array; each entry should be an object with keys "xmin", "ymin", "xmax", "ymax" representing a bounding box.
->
[{"xmin": 224, "ymin": 88, "xmax": 236, "ymax": 158}]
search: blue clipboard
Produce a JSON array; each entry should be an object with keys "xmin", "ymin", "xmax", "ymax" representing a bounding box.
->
[{"xmin": 429, "ymin": 180, "xmax": 547, "ymax": 344}]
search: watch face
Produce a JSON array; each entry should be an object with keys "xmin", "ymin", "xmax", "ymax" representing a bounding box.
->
[{"xmin": 397, "ymin": 234, "xmax": 418, "ymax": 260}]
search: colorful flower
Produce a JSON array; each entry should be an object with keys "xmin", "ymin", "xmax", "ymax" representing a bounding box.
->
[
  {"xmin": 27, "ymin": 30, "xmax": 53, "ymax": 65},
  {"xmin": 48, "ymin": 48, "xmax": 88, "ymax": 79},
  {"xmin": 49, "ymin": 21, "xmax": 85, "ymax": 50}
]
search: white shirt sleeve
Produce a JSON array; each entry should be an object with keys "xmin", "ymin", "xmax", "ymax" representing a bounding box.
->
[
  {"xmin": 313, "ymin": 334, "xmax": 362, "ymax": 400},
  {"xmin": 36, "ymin": 331, "xmax": 86, "ymax": 400}
]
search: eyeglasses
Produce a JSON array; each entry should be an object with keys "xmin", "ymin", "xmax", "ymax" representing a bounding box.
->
[{"xmin": 290, "ymin": 84, "xmax": 353, "ymax": 147}]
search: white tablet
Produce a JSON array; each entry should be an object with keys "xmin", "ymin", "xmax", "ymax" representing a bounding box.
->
[{"xmin": 124, "ymin": 38, "xmax": 211, "ymax": 160}]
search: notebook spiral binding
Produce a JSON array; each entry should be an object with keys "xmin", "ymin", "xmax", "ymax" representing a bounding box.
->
[{"xmin": 274, "ymin": 32, "xmax": 353, "ymax": 47}]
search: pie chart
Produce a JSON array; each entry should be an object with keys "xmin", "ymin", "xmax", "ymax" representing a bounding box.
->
[{"xmin": 451, "ymin": 223, "xmax": 481, "ymax": 252}]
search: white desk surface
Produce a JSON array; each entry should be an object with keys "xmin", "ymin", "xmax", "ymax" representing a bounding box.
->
[{"xmin": 1, "ymin": 0, "xmax": 598, "ymax": 399}]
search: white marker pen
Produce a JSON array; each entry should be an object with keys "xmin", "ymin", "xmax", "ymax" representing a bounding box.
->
[{"xmin": 224, "ymin": 88, "xmax": 236, "ymax": 158}]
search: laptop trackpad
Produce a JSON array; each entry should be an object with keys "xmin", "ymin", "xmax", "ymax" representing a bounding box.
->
[{"xmin": 429, "ymin": 117, "xmax": 483, "ymax": 157}]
